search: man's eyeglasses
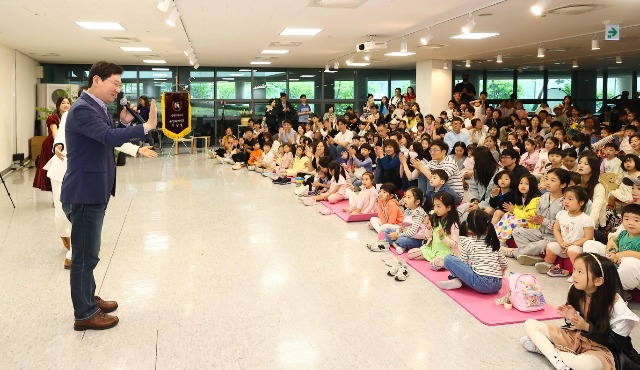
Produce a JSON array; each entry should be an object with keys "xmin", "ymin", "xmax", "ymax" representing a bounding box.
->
[
  {"xmin": 105, "ymin": 78, "xmax": 123, "ymax": 89},
  {"xmin": 429, "ymin": 148, "xmax": 441, "ymax": 153}
]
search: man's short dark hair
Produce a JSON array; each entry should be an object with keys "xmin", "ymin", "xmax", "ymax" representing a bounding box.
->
[
  {"xmin": 245, "ymin": 127, "xmax": 253, "ymax": 133},
  {"xmin": 501, "ymin": 148, "xmax": 520, "ymax": 162},
  {"xmin": 88, "ymin": 61, "xmax": 124, "ymax": 87},
  {"xmin": 466, "ymin": 106, "xmax": 475, "ymax": 114},
  {"xmin": 625, "ymin": 125, "xmax": 638, "ymax": 132},
  {"xmin": 300, "ymin": 94, "xmax": 306, "ymax": 99},
  {"xmin": 451, "ymin": 117, "xmax": 463, "ymax": 124},
  {"xmin": 360, "ymin": 143, "xmax": 372, "ymax": 152},
  {"xmin": 431, "ymin": 140, "xmax": 449, "ymax": 153},
  {"xmin": 550, "ymin": 121, "xmax": 564, "ymax": 129}
]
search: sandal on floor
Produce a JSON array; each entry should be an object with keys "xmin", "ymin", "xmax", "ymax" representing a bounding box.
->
[
  {"xmin": 319, "ymin": 208, "xmax": 334, "ymax": 215},
  {"xmin": 547, "ymin": 265, "xmax": 570, "ymax": 277},
  {"xmin": 303, "ymin": 198, "xmax": 317, "ymax": 206}
]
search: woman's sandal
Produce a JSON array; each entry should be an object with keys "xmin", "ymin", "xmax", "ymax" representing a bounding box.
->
[{"xmin": 547, "ymin": 265, "xmax": 570, "ymax": 277}]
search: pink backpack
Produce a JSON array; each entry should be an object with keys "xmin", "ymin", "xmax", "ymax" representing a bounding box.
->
[{"xmin": 508, "ymin": 273, "xmax": 546, "ymax": 312}]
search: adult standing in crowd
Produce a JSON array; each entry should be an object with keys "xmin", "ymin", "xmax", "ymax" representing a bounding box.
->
[
  {"xmin": 276, "ymin": 92, "xmax": 294, "ymax": 123},
  {"xmin": 33, "ymin": 96, "xmax": 71, "ymax": 192},
  {"xmin": 390, "ymin": 87, "xmax": 404, "ymax": 107},
  {"xmin": 296, "ymin": 94, "xmax": 311, "ymax": 129},
  {"xmin": 323, "ymin": 105, "xmax": 337, "ymax": 128},
  {"xmin": 137, "ymin": 95, "xmax": 154, "ymax": 147},
  {"xmin": 453, "ymin": 73, "xmax": 476, "ymax": 103},
  {"xmin": 264, "ymin": 98, "xmax": 278, "ymax": 134},
  {"xmin": 61, "ymin": 61, "xmax": 158, "ymax": 331}
]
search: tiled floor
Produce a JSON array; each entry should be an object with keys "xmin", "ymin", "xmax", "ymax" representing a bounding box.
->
[{"xmin": 1, "ymin": 151, "xmax": 639, "ymax": 370}]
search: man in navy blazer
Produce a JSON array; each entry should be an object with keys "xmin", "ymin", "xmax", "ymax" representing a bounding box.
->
[{"xmin": 61, "ymin": 61, "xmax": 157, "ymax": 331}]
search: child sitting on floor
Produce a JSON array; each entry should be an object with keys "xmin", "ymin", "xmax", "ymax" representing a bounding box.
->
[
  {"xmin": 424, "ymin": 169, "xmax": 462, "ymax": 211},
  {"xmin": 537, "ymin": 148, "xmax": 566, "ymax": 191},
  {"xmin": 489, "ymin": 170, "xmax": 517, "ymax": 224},
  {"xmin": 245, "ymin": 141, "xmax": 263, "ymax": 170},
  {"xmin": 343, "ymin": 172, "xmax": 377, "ymax": 215},
  {"xmin": 522, "ymin": 253, "xmax": 639, "ymax": 370},
  {"xmin": 438, "ymin": 209, "xmax": 507, "ymax": 294},
  {"xmin": 584, "ymin": 203, "xmax": 640, "ymax": 296},
  {"xmin": 285, "ymin": 145, "xmax": 309, "ymax": 176},
  {"xmin": 306, "ymin": 161, "xmax": 351, "ymax": 205},
  {"xmin": 608, "ymin": 154, "xmax": 640, "ymax": 209},
  {"xmin": 497, "ymin": 173, "xmax": 542, "ymax": 253},
  {"xmin": 255, "ymin": 142, "xmax": 275, "ymax": 172},
  {"xmin": 535, "ymin": 186, "xmax": 595, "ymax": 277},
  {"xmin": 600, "ymin": 142, "xmax": 622, "ymax": 176},
  {"xmin": 368, "ymin": 187, "xmax": 427, "ymax": 254},
  {"xmin": 368, "ymin": 183, "xmax": 404, "ymax": 233},
  {"xmin": 408, "ymin": 192, "xmax": 461, "ymax": 271}
]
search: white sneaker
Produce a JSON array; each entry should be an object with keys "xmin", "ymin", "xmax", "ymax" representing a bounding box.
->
[
  {"xmin": 438, "ymin": 278, "xmax": 463, "ymax": 290},
  {"xmin": 247, "ymin": 166, "xmax": 256, "ymax": 171},
  {"xmin": 519, "ymin": 336, "xmax": 542, "ymax": 354},
  {"xmin": 387, "ymin": 260, "xmax": 402, "ymax": 276},
  {"xmin": 223, "ymin": 157, "xmax": 235, "ymax": 164},
  {"xmin": 394, "ymin": 261, "xmax": 409, "ymax": 281},
  {"xmin": 232, "ymin": 163, "xmax": 242, "ymax": 170},
  {"xmin": 395, "ymin": 245, "xmax": 405, "ymax": 254}
]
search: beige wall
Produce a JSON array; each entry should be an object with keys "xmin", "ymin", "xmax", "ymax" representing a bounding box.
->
[
  {"xmin": 0, "ymin": 44, "xmax": 38, "ymax": 172},
  {"xmin": 416, "ymin": 60, "xmax": 452, "ymax": 118}
]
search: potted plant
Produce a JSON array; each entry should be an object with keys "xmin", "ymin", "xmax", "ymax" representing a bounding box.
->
[{"xmin": 239, "ymin": 109, "xmax": 253, "ymax": 126}]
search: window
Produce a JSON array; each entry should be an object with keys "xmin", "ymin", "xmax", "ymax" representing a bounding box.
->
[
  {"xmin": 216, "ymin": 68, "xmax": 251, "ymax": 100},
  {"xmin": 324, "ymin": 70, "xmax": 355, "ymax": 99},
  {"xmin": 607, "ymin": 69, "xmax": 633, "ymax": 99},
  {"xmin": 453, "ymin": 70, "xmax": 484, "ymax": 98},
  {"xmin": 139, "ymin": 67, "xmax": 174, "ymax": 100},
  {"xmin": 390, "ymin": 70, "xmax": 417, "ymax": 99},
  {"xmin": 486, "ymin": 70, "xmax": 515, "ymax": 100},
  {"xmin": 253, "ymin": 69, "xmax": 286, "ymax": 100},
  {"xmin": 217, "ymin": 103, "xmax": 250, "ymax": 118},
  {"xmin": 517, "ymin": 70, "xmax": 544, "ymax": 111}
]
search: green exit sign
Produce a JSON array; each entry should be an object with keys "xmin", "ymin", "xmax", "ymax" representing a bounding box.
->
[{"xmin": 605, "ymin": 24, "xmax": 620, "ymax": 41}]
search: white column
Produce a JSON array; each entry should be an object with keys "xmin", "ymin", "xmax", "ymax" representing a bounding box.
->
[{"xmin": 416, "ymin": 60, "xmax": 452, "ymax": 116}]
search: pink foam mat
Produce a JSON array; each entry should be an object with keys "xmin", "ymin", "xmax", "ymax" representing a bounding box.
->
[
  {"xmin": 320, "ymin": 200, "xmax": 376, "ymax": 222},
  {"xmin": 376, "ymin": 236, "xmax": 562, "ymax": 325}
]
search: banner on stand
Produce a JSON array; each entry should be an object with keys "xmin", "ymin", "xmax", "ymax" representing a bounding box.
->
[{"xmin": 161, "ymin": 92, "xmax": 191, "ymax": 140}]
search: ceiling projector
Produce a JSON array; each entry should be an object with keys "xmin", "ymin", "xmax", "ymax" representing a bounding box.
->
[{"xmin": 356, "ymin": 41, "xmax": 387, "ymax": 52}]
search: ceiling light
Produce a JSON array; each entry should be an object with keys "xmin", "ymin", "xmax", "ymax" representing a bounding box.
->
[
  {"xmin": 400, "ymin": 38, "xmax": 408, "ymax": 53},
  {"xmin": 537, "ymin": 46, "xmax": 545, "ymax": 58},
  {"xmin": 451, "ymin": 33, "xmax": 499, "ymax": 40},
  {"xmin": 384, "ymin": 52, "xmax": 416, "ymax": 57},
  {"xmin": 193, "ymin": 63, "xmax": 200, "ymax": 70},
  {"xmin": 334, "ymin": 60, "xmax": 339, "ymax": 69},
  {"xmin": 531, "ymin": 0, "xmax": 551, "ymax": 16},
  {"xmin": 152, "ymin": 68, "xmax": 169, "ymax": 71},
  {"xmin": 616, "ymin": 56, "xmax": 622, "ymax": 64},
  {"xmin": 300, "ymin": 75, "xmax": 316, "ymax": 78},
  {"xmin": 591, "ymin": 35, "xmax": 600, "ymax": 50},
  {"xmin": 280, "ymin": 28, "xmax": 322, "ymax": 36},
  {"xmin": 153, "ymin": 78, "xmax": 167, "ymax": 81},
  {"xmin": 363, "ymin": 54, "xmax": 370, "ymax": 61},
  {"xmin": 120, "ymin": 46, "xmax": 152, "ymax": 52},
  {"xmin": 325, "ymin": 64, "xmax": 330, "ymax": 72},
  {"xmin": 346, "ymin": 61, "xmax": 370, "ymax": 67},
  {"xmin": 189, "ymin": 60, "xmax": 195, "ymax": 66},
  {"xmin": 229, "ymin": 73, "xmax": 244, "ymax": 77},
  {"xmin": 462, "ymin": 14, "xmax": 476, "ymax": 34},
  {"xmin": 157, "ymin": 0, "xmax": 172, "ymax": 12},
  {"xmin": 465, "ymin": 59, "xmax": 471, "ymax": 67},
  {"xmin": 184, "ymin": 47, "xmax": 194, "ymax": 56},
  {"xmin": 75, "ymin": 22, "xmax": 125, "ymax": 30},
  {"xmin": 497, "ymin": 53, "xmax": 503, "ymax": 63},
  {"xmin": 573, "ymin": 60, "xmax": 578, "ymax": 68},
  {"xmin": 153, "ymin": 73, "xmax": 168, "ymax": 76},
  {"xmin": 289, "ymin": 78, "xmax": 299, "ymax": 81},
  {"xmin": 420, "ymin": 29, "xmax": 434, "ymax": 46},
  {"xmin": 143, "ymin": 59, "xmax": 167, "ymax": 64},
  {"xmin": 222, "ymin": 78, "xmax": 234, "ymax": 81},
  {"xmin": 443, "ymin": 60, "xmax": 448, "ymax": 70},
  {"xmin": 165, "ymin": 7, "xmax": 180, "ymax": 27},
  {"xmin": 250, "ymin": 61, "xmax": 271, "ymax": 65},
  {"xmin": 261, "ymin": 50, "xmax": 289, "ymax": 54}
]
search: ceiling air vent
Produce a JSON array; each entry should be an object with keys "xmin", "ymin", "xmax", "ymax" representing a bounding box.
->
[
  {"xmin": 417, "ymin": 44, "xmax": 447, "ymax": 50},
  {"xmin": 102, "ymin": 37, "xmax": 141, "ymax": 43},
  {"xmin": 308, "ymin": 0, "xmax": 367, "ymax": 8},
  {"xmin": 547, "ymin": 4, "xmax": 604, "ymax": 15},
  {"xmin": 269, "ymin": 41, "xmax": 303, "ymax": 47}
]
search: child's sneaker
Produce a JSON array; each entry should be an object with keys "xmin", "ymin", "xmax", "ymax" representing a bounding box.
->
[
  {"xmin": 247, "ymin": 166, "xmax": 256, "ymax": 171},
  {"xmin": 394, "ymin": 261, "xmax": 409, "ymax": 281},
  {"xmin": 387, "ymin": 260, "xmax": 402, "ymax": 276},
  {"xmin": 519, "ymin": 336, "xmax": 542, "ymax": 354},
  {"xmin": 367, "ymin": 241, "xmax": 389, "ymax": 252},
  {"xmin": 303, "ymin": 197, "xmax": 317, "ymax": 206},
  {"xmin": 394, "ymin": 245, "xmax": 405, "ymax": 254},
  {"xmin": 256, "ymin": 167, "xmax": 264, "ymax": 173},
  {"xmin": 232, "ymin": 163, "xmax": 242, "ymax": 170},
  {"xmin": 262, "ymin": 170, "xmax": 272, "ymax": 177}
]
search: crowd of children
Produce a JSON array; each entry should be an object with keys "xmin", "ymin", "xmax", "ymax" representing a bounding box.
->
[{"xmin": 210, "ymin": 90, "xmax": 640, "ymax": 370}]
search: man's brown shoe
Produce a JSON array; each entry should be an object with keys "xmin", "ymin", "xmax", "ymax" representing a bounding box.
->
[
  {"xmin": 94, "ymin": 296, "xmax": 118, "ymax": 313},
  {"xmin": 61, "ymin": 237, "xmax": 71, "ymax": 250},
  {"xmin": 64, "ymin": 258, "xmax": 71, "ymax": 270},
  {"xmin": 73, "ymin": 311, "xmax": 119, "ymax": 331}
]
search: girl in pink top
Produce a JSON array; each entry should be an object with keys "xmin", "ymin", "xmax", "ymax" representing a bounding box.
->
[
  {"xmin": 343, "ymin": 172, "xmax": 378, "ymax": 214},
  {"xmin": 519, "ymin": 139, "xmax": 540, "ymax": 172}
]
